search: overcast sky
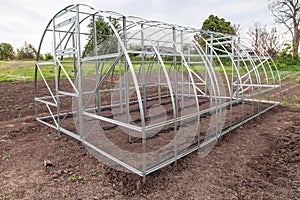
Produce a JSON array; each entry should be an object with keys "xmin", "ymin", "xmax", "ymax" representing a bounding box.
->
[{"xmin": 0, "ymin": 0, "xmax": 284, "ymax": 52}]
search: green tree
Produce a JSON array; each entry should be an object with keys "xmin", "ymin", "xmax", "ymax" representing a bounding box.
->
[
  {"xmin": 201, "ymin": 15, "xmax": 235, "ymax": 35},
  {"xmin": 0, "ymin": 42, "xmax": 14, "ymax": 60},
  {"xmin": 195, "ymin": 15, "xmax": 235, "ymax": 56},
  {"xmin": 83, "ymin": 17, "xmax": 120, "ymax": 57},
  {"xmin": 16, "ymin": 42, "xmax": 37, "ymax": 60}
]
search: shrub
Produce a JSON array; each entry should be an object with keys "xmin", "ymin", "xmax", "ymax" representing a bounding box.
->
[{"xmin": 44, "ymin": 53, "xmax": 53, "ymax": 61}]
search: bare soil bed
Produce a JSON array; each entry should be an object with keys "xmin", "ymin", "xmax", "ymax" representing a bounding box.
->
[{"xmin": 0, "ymin": 77, "xmax": 299, "ymax": 199}]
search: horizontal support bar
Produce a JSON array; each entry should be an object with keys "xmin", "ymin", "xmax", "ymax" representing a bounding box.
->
[
  {"xmin": 81, "ymin": 53, "xmax": 121, "ymax": 62},
  {"xmin": 37, "ymin": 62, "xmax": 55, "ymax": 66},
  {"xmin": 233, "ymin": 84, "xmax": 280, "ymax": 88},
  {"xmin": 221, "ymin": 103, "xmax": 279, "ymax": 137},
  {"xmin": 244, "ymin": 98, "xmax": 280, "ymax": 104},
  {"xmin": 56, "ymin": 48, "xmax": 77, "ymax": 56},
  {"xmin": 82, "ymin": 111, "xmax": 142, "ymax": 132},
  {"xmin": 35, "ymin": 97, "xmax": 57, "ymax": 107},
  {"xmin": 59, "ymin": 91, "xmax": 78, "ymax": 97},
  {"xmin": 83, "ymin": 140, "xmax": 143, "ymax": 176},
  {"xmin": 55, "ymin": 16, "xmax": 76, "ymax": 29},
  {"xmin": 36, "ymin": 117, "xmax": 81, "ymax": 140},
  {"xmin": 46, "ymin": 29, "xmax": 90, "ymax": 35}
]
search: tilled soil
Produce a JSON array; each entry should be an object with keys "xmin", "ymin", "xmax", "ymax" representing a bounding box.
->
[{"xmin": 0, "ymin": 77, "xmax": 299, "ymax": 199}]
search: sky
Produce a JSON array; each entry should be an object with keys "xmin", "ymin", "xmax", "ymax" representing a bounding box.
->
[{"xmin": 0, "ymin": 0, "xmax": 286, "ymax": 53}]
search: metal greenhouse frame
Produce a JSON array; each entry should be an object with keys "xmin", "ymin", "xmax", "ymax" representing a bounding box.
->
[{"xmin": 35, "ymin": 4, "xmax": 281, "ymax": 183}]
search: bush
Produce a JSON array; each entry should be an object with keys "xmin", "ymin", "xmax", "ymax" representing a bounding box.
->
[
  {"xmin": 44, "ymin": 53, "xmax": 53, "ymax": 61},
  {"xmin": 272, "ymin": 44, "xmax": 300, "ymax": 71}
]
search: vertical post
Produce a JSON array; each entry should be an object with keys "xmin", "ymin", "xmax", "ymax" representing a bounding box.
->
[
  {"xmin": 123, "ymin": 16, "xmax": 130, "ymax": 141},
  {"xmin": 34, "ymin": 62, "xmax": 38, "ymax": 119},
  {"xmin": 72, "ymin": 30, "xmax": 79, "ymax": 130},
  {"xmin": 118, "ymin": 42, "xmax": 123, "ymax": 111},
  {"xmin": 233, "ymin": 37, "xmax": 239, "ymax": 100},
  {"xmin": 229, "ymin": 36, "xmax": 234, "ymax": 132},
  {"xmin": 237, "ymin": 37, "xmax": 245, "ymax": 122},
  {"xmin": 188, "ymin": 44, "xmax": 191, "ymax": 97},
  {"xmin": 52, "ymin": 17, "xmax": 61, "ymax": 134},
  {"xmin": 157, "ymin": 41, "xmax": 161, "ymax": 103},
  {"xmin": 204, "ymin": 40, "xmax": 208, "ymax": 97},
  {"xmin": 75, "ymin": 5, "xmax": 84, "ymax": 140},
  {"xmin": 209, "ymin": 34, "xmax": 213, "ymax": 105},
  {"xmin": 180, "ymin": 30, "xmax": 184, "ymax": 109},
  {"xmin": 140, "ymin": 25, "xmax": 147, "ymax": 185},
  {"xmin": 141, "ymin": 24, "xmax": 146, "ymax": 114},
  {"xmin": 173, "ymin": 27, "xmax": 178, "ymax": 165},
  {"xmin": 93, "ymin": 14, "xmax": 101, "ymax": 114},
  {"xmin": 72, "ymin": 34, "xmax": 77, "ymax": 80}
]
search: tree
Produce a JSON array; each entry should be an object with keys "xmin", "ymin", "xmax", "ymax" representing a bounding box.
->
[
  {"xmin": 201, "ymin": 15, "xmax": 235, "ymax": 35},
  {"xmin": 0, "ymin": 42, "xmax": 14, "ymax": 60},
  {"xmin": 233, "ymin": 24, "xmax": 241, "ymax": 36},
  {"xmin": 248, "ymin": 22, "xmax": 281, "ymax": 57},
  {"xmin": 16, "ymin": 42, "xmax": 37, "ymax": 60},
  {"xmin": 269, "ymin": 0, "xmax": 300, "ymax": 57},
  {"xmin": 196, "ymin": 15, "xmax": 235, "ymax": 54},
  {"xmin": 83, "ymin": 17, "xmax": 120, "ymax": 57}
]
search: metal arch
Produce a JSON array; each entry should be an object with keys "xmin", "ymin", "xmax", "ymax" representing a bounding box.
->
[
  {"xmin": 188, "ymin": 34, "xmax": 224, "ymax": 140},
  {"xmin": 101, "ymin": 15, "xmax": 148, "ymax": 179},
  {"xmin": 238, "ymin": 43, "xmax": 263, "ymax": 87},
  {"xmin": 101, "ymin": 17, "xmax": 146, "ymax": 126},
  {"xmin": 250, "ymin": 40, "xmax": 280, "ymax": 85},
  {"xmin": 208, "ymin": 34, "xmax": 244, "ymax": 93},
  {"xmin": 208, "ymin": 35, "xmax": 250, "ymax": 101},
  {"xmin": 213, "ymin": 35, "xmax": 257, "ymax": 99},
  {"xmin": 192, "ymin": 31, "xmax": 231, "ymax": 96},
  {"xmin": 192, "ymin": 42, "xmax": 220, "ymax": 104},
  {"xmin": 229, "ymin": 41, "xmax": 255, "ymax": 96},
  {"xmin": 35, "ymin": 4, "xmax": 81, "ymax": 61},
  {"xmin": 189, "ymin": 33, "xmax": 221, "ymax": 105},
  {"xmin": 243, "ymin": 36, "xmax": 280, "ymax": 85},
  {"xmin": 230, "ymin": 39, "xmax": 255, "ymax": 87},
  {"xmin": 133, "ymin": 23, "xmax": 177, "ymax": 126},
  {"xmin": 172, "ymin": 38, "xmax": 201, "ymax": 112},
  {"xmin": 138, "ymin": 24, "xmax": 201, "ymax": 113},
  {"xmin": 235, "ymin": 43, "xmax": 262, "ymax": 87},
  {"xmin": 240, "ymin": 41, "xmax": 270, "ymax": 85},
  {"xmin": 231, "ymin": 44, "xmax": 259, "ymax": 87},
  {"xmin": 34, "ymin": 4, "xmax": 80, "ymax": 122}
]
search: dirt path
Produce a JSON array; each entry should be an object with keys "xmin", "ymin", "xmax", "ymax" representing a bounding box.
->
[{"xmin": 0, "ymin": 77, "xmax": 299, "ymax": 199}]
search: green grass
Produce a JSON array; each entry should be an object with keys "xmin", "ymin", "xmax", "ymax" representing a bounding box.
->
[
  {"xmin": 0, "ymin": 60, "xmax": 93, "ymax": 82},
  {"xmin": 0, "ymin": 60, "xmax": 147, "ymax": 82},
  {"xmin": 0, "ymin": 61, "xmax": 35, "ymax": 82},
  {"xmin": 0, "ymin": 60, "xmax": 299, "ymax": 83}
]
